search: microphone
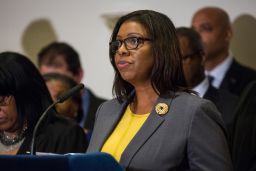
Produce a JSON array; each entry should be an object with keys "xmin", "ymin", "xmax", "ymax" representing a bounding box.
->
[
  {"xmin": 57, "ymin": 83, "xmax": 84, "ymax": 103},
  {"xmin": 30, "ymin": 83, "xmax": 85, "ymax": 155}
]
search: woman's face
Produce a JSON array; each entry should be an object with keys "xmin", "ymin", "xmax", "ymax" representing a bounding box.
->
[
  {"xmin": 114, "ymin": 21, "xmax": 154, "ymax": 85},
  {"xmin": 46, "ymin": 79, "xmax": 78, "ymax": 119},
  {"xmin": 0, "ymin": 96, "xmax": 18, "ymax": 132}
]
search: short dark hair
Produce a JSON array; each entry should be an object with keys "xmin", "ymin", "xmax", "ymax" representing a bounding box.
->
[
  {"xmin": 0, "ymin": 52, "xmax": 54, "ymax": 133},
  {"xmin": 176, "ymin": 27, "xmax": 204, "ymax": 54},
  {"xmin": 109, "ymin": 10, "xmax": 187, "ymax": 102},
  {"xmin": 38, "ymin": 42, "xmax": 82, "ymax": 75}
]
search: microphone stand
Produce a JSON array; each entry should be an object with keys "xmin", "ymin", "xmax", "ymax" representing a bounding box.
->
[
  {"xmin": 30, "ymin": 83, "xmax": 84, "ymax": 155},
  {"xmin": 30, "ymin": 100, "xmax": 60, "ymax": 155}
]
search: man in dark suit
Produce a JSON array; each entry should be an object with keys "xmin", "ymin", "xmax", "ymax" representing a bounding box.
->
[
  {"xmin": 231, "ymin": 81, "xmax": 256, "ymax": 171},
  {"xmin": 176, "ymin": 27, "xmax": 239, "ymax": 134},
  {"xmin": 191, "ymin": 7, "xmax": 256, "ymax": 96},
  {"xmin": 37, "ymin": 42, "xmax": 106, "ymax": 135}
]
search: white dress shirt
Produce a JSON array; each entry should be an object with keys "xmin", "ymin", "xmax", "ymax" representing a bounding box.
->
[
  {"xmin": 192, "ymin": 77, "xmax": 209, "ymax": 98},
  {"xmin": 205, "ymin": 54, "xmax": 233, "ymax": 88}
]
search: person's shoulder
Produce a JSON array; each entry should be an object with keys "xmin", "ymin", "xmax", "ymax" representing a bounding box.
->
[
  {"xmin": 38, "ymin": 114, "xmax": 88, "ymax": 153},
  {"xmin": 98, "ymin": 98, "xmax": 121, "ymax": 109},
  {"xmin": 207, "ymin": 84, "xmax": 239, "ymax": 102},
  {"xmin": 173, "ymin": 91, "xmax": 221, "ymax": 118},
  {"xmin": 230, "ymin": 59, "xmax": 256, "ymax": 76},
  {"xmin": 218, "ymin": 88, "xmax": 239, "ymax": 101},
  {"xmin": 53, "ymin": 114, "xmax": 78, "ymax": 126},
  {"xmin": 174, "ymin": 91, "xmax": 209, "ymax": 105},
  {"xmin": 46, "ymin": 114, "xmax": 84, "ymax": 135},
  {"xmin": 86, "ymin": 87, "xmax": 108, "ymax": 102}
]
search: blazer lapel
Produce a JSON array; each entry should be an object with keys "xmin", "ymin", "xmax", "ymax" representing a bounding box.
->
[
  {"xmin": 89, "ymin": 91, "xmax": 136, "ymax": 152},
  {"xmin": 120, "ymin": 96, "xmax": 173, "ymax": 167},
  {"xmin": 204, "ymin": 85, "xmax": 219, "ymax": 104},
  {"xmin": 220, "ymin": 59, "xmax": 238, "ymax": 90},
  {"xmin": 92, "ymin": 100, "xmax": 129, "ymax": 151}
]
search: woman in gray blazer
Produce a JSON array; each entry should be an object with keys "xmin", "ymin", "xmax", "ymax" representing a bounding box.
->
[{"xmin": 87, "ymin": 10, "xmax": 232, "ymax": 171}]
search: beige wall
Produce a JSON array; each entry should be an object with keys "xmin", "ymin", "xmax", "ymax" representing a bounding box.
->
[
  {"xmin": 230, "ymin": 14, "xmax": 256, "ymax": 69},
  {"xmin": 0, "ymin": 0, "xmax": 255, "ymax": 98}
]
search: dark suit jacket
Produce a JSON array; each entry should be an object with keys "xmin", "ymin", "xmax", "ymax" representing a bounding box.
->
[
  {"xmin": 17, "ymin": 114, "xmax": 88, "ymax": 154},
  {"xmin": 87, "ymin": 92, "xmax": 232, "ymax": 171},
  {"xmin": 220, "ymin": 59, "xmax": 256, "ymax": 96},
  {"xmin": 204, "ymin": 85, "xmax": 239, "ymax": 134},
  {"xmin": 83, "ymin": 89, "xmax": 106, "ymax": 131},
  {"xmin": 76, "ymin": 88, "xmax": 106, "ymax": 131},
  {"xmin": 231, "ymin": 81, "xmax": 256, "ymax": 171}
]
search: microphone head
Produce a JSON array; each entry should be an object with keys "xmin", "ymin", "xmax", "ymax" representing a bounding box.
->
[{"xmin": 57, "ymin": 83, "xmax": 84, "ymax": 103}]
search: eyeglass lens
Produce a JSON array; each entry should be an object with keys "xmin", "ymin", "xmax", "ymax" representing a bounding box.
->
[{"xmin": 110, "ymin": 37, "xmax": 151, "ymax": 52}]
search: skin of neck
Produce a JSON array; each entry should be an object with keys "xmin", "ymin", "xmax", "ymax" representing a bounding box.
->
[
  {"xmin": 131, "ymin": 82, "xmax": 159, "ymax": 114},
  {"xmin": 204, "ymin": 49, "xmax": 229, "ymax": 71}
]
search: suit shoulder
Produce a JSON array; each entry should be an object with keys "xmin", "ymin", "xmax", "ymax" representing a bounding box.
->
[
  {"xmin": 100, "ymin": 98, "xmax": 121, "ymax": 109},
  {"xmin": 45, "ymin": 114, "xmax": 85, "ymax": 135},
  {"xmin": 174, "ymin": 92, "xmax": 222, "ymax": 119},
  {"xmin": 174, "ymin": 91, "xmax": 213, "ymax": 107},
  {"xmin": 218, "ymin": 89, "xmax": 239, "ymax": 102},
  {"xmin": 86, "ymin": 88, "xmax": 108, "ymax": 103},
  {"xmin": 230, "ymin": 59, "xmax": 256, "ymax": 76}
]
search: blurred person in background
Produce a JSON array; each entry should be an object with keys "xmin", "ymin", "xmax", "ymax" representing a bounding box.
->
[
  {"xmin": 176, "ymin": 26, "xmax": 238, "ymax": 136},
  {"xmin": 0, "ymin": 52, "xmax": 87, "ymax": 155},
  {"xmin": 37, "ymin": 42, "xmax": 106, "ymax": 135},
  {"xmin": 191, "ymin": 6, "xmax": 256, "ymax": 96},
  {"xmin": 43, "ymin": 72, "xmax": 83, "ymax": 120}
]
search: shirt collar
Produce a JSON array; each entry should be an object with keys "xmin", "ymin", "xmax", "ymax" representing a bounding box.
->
[
  {"xmin": 192, "ymin": 77, "xmax": 209, "ymax": 98},
  {"xmin": 205, "ymin": 54, "xmax": 233, "ymax": 88}
]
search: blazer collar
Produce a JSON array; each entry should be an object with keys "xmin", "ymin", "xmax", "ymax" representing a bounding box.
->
[
  {"xmin": 204, "ymin": 85, "xmax": 220, "ymax": 104},
  {"xmin": 120, "ymin": 94, "xmax": 174, "ymax": 167},
  {"xmin": 98, "ymin": 91, "xmax": 137, "ymax": 149},
  {"xmin": 89, "ymin": 91, "xmax": 136, "ymax": 152}
]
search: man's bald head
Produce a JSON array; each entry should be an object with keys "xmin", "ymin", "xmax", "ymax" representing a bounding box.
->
[
  {"xmin": 191, "ymin": 7, "xmax": 232, "ymax": 70},
  {"xmin": 193, "ymin": 7, "xmax": 231, "ymax": 30}
]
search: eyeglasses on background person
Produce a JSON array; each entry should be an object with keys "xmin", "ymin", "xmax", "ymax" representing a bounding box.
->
[
  {"xmin": 0, "ymin": 96, "xmax": 12, "ymax": 106},
  {"xmin": 182, "ymin": 50, "xmax": 204, "ymax": 61}
]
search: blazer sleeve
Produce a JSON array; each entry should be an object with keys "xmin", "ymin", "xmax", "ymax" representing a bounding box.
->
[{"xmin": 187, "ymin": 100, "xmax": 233, "ymax": 171}]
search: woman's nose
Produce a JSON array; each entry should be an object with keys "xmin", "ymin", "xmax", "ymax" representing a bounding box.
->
[{"xmin": 116, "ymin": 43, "xmax": 129, "ymax": 56}]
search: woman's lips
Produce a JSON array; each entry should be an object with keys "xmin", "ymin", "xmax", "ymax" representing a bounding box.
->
[
  {"xmin": 117, "ymin": 61, "xmax": 131, "ymax": 70},
  {"xmin": 0, "ymin": 115, "xmax": 7, "ymax": 124}
]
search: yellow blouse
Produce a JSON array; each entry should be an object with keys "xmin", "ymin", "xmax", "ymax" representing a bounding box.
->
[{"xmin": 101, "ymin": 105, "xmax": 150, "ymax": 161}]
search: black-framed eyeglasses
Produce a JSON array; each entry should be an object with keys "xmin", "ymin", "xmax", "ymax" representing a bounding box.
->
[
  {"xmin": 110, "ymin": 37, "xmax": 152, "ymax": 53},
  {"xmin": 182, "ymin": 51, "xmax": 201, "ymax": 61},
  {"xmin": 0, "ymin": 96, "xmax": 12, "ymax": 106}
]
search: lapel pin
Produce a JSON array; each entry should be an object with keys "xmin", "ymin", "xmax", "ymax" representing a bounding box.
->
[{"xmin": 155, "ymin": 103, "xmax": 169, "ymax": 115}]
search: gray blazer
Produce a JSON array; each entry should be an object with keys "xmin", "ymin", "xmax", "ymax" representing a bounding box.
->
[{"xmin": 87, "ymin": 92, "xmax": 233, "ymax": 171}]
